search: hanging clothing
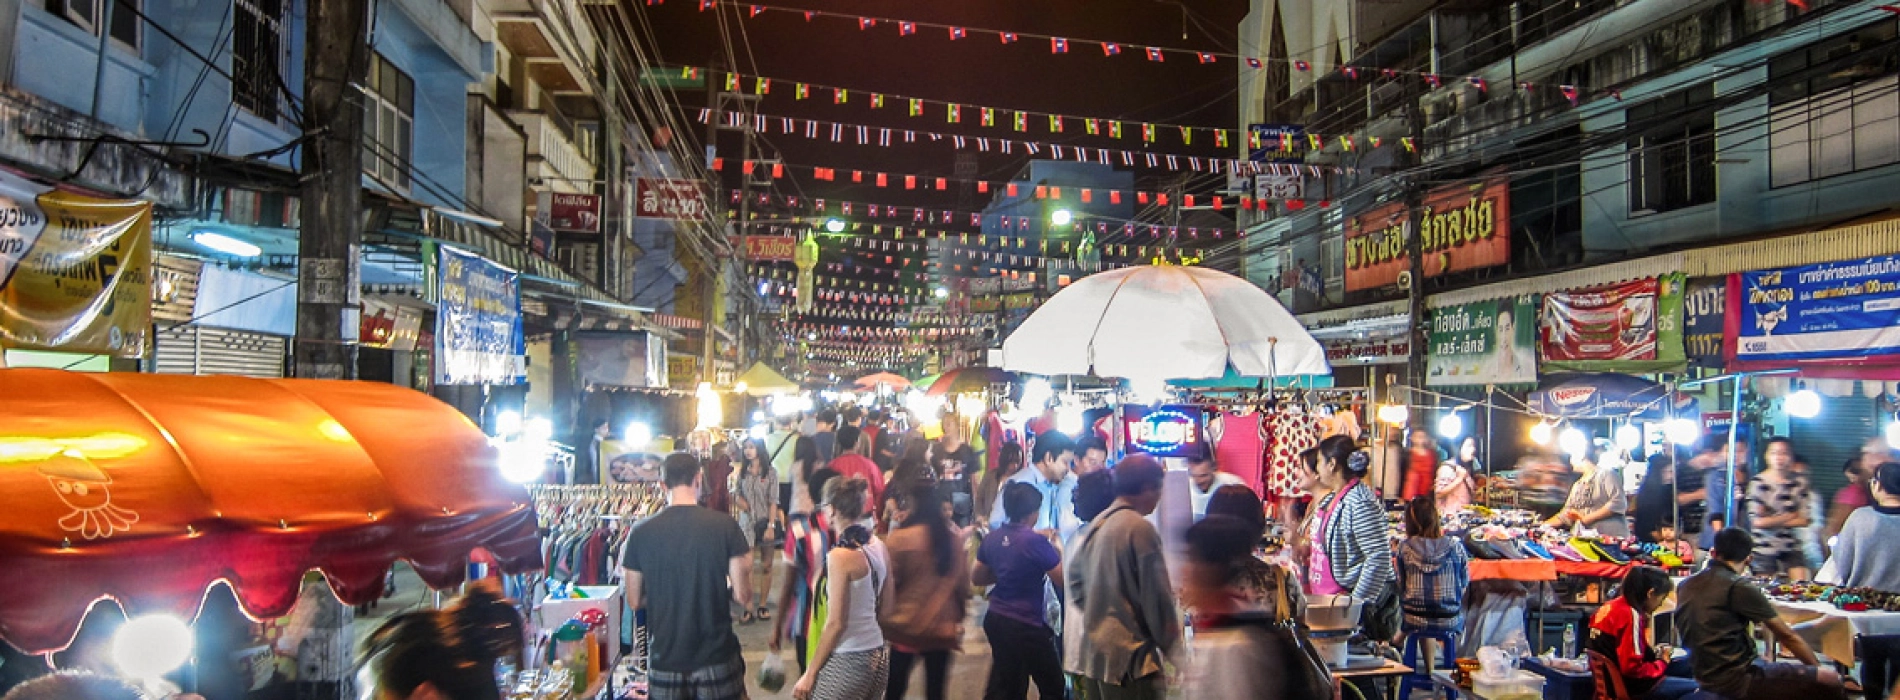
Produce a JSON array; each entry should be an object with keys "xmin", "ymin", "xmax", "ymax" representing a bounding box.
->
[
  {"xmin": 1263, "ymin": 410, "xmax": 1319, "ymax": 500},
  {"xmin": 1212, "ymin": 411, "xmax": 1267, "ymax": 497}
]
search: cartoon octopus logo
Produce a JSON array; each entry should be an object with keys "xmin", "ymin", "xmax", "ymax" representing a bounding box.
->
[{"xmin": 0, "ymin": 433, "xmax": 145, "ymax": 540}]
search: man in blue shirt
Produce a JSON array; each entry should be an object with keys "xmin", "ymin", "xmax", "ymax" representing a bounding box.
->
[
  {"xmin": 990, "ymin": 431, "xmax": 1081, "ymax": 547},
  {"xmin": 977, "ymin": 482, "xmax": 1065, "ymax": 700}
]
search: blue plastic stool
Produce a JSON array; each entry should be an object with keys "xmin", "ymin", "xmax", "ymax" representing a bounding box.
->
[{"xmin": 1399, "ymin": 628, "xmax": 1460, "ymax": 700}]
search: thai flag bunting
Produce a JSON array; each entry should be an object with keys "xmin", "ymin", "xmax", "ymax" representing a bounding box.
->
[
  {"xmin": 905, "ymin": 131, "xmax": 916, "ymax": 143},
  {"xmin": 1053, "ymin": 145, "xmax": 1064, "ymax": 159},
  {"xmin": 878, "ymin": 128, "xmax": 891, "ymax": 147},
  {"xmin": 697, "ymin": 108, "xmax": 711, "ymax": 123},
  {"xmin": 780, "ymin": 117, "xmax": 792, "ymax": 133},
  {"xmin": 805, "ymin": 121, "xmax": 818, "ymax": 138},
  {"xmin": 953, "ymin": 135, "xmax": 966, "ymax": 149},
  {"xmin": 830, "ymin": 124, "xmax": 843, "ymax": 142}
]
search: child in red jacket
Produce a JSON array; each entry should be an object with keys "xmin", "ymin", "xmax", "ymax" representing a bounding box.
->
[{"xmin": 1588, "ymin": 566, "xmax": 1699, "ymax": 700}]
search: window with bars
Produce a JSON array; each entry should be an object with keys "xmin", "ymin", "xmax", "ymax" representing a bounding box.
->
[
  {"xmin": 1627, "ymin": 83, "xmax": 1717, "ymax": 215},
  {"xmin": 363, "ymin": 53, "xmax": 414, "ymax": 191},
  {"xmin": 232, "ymin": 0, "xmax": 286, "ymax": 122},
  {"xmin": 44, "ymin": 0, "xmax": 139, "ymax": 51},
  {"xmin": 1768, "ymin": 21, "xmax": 1900, "ymax": 187}
]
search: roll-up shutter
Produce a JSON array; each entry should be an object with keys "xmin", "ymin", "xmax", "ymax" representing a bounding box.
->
[
  {"xmin": 154, "ymin": 327, "xmax": 287, "ymax": 378},
  {"xmin": 1789, "ymin": 395, "xmax": 1877, "ymax": 501}
]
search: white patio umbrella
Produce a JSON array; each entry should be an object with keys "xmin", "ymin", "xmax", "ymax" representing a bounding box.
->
[{"xmin": 1000, "ymin": 264, "xmax": 1329, "ymax": 382}]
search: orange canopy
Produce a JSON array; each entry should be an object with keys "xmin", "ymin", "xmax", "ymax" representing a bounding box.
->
[{"xmin": 0, "ymin": 369, "xmax": 542, "ymax": 654}]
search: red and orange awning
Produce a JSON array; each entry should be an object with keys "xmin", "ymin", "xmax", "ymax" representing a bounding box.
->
[{"xmin": 0, "ymin": 369, "xmax": 541, "ymax": 654}]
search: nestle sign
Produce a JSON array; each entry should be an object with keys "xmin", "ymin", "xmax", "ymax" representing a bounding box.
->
[
  {"xmin": 546, "ymin": 192, "xmax": 602, "ymax": 233},
  {"xmin": 636, "ymin": 178, "xmax": 708, "ymax": 221}
]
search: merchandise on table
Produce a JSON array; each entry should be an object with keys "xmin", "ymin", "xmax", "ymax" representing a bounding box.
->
[{"xmin": 1757, "ymin": 580, "xmax": 1900, "ymax": 612}]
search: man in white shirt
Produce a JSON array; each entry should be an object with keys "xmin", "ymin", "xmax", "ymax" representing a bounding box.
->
[
  {"xmin": 1187, "ymin": 451, "xmax": 1245, "ymax": 521},
  {"xmin": 990, "ymin": 431, "xmax": 1082, "ymax": 548}
]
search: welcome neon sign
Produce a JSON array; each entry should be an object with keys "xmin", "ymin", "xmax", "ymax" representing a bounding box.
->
[{"xmin": 1123, "ymin": 406, "xmax": 1203, "ymax": 458}]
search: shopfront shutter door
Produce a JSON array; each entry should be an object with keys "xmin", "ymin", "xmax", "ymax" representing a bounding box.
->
[
  {"xmin": 154, "ymin": 327, "xmax": 288, "ymax": 378},
  {"xmin": 1790, "ymin": 395, "xmax": 1876, "ymax": 502}
]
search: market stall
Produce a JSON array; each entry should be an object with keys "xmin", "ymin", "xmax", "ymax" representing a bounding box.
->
[{"xmin": 0, "ymin": 369, "xmax": 544, "ymax": 693}]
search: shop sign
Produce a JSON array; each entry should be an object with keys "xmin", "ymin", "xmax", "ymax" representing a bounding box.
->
[
  {"xmin": 543, "ymin": 192, "xmax": 602, "ymax": 233},
  {"xmin": 1000, "ymin": 275, "xmax": 1038, "ymax": 292},
  {"xmin": 1247, "ymin": 124, "xmax": 1306, "ymax": 163},
  {"xmin": 1254, "ymin": 172, "xmax": 1304, "ymax": 201},
  {"xmin": 1541, "ymin": 278, "xmax": 1661, "ymax": 361},
  {"xmin": 1325, "ymin": 337, "xmax": 1410, "ymax": 365},
  {"xmin": 1425, "ymin": 296, "xmax": 1537, "ymax": 387},
  {"xmin": 1736, "ymin": 255, "xmax": 1900, "ymax": 363},
  {"xmin": 1683, "ymin": 276, "xmax": 1727, "ymax": 368},
  {"xmin": 360, "ymin": 298, "xmax": 422, "ymax": 353},
  {"xmin": 1121, "ymin": 405, "xmax": 1205, "ymax": 458},
  {"xmin": 666, "ymin": 353, "xmax": 698, "ymax": 388},
  {"xmin": 0, "ymin": 171, "xmax": 152, "ymax": 356},
  {"xmin": 635, "ymin": 178, "xmax": 708, "ymax": 220},
  {"xmin": 967, "ymin": 277, "xmax": 1002, "ymax": 295},
  {"xmin": 1344, "ymin": 178, "xmax": 1511, "ymax": 292},
  {"xmin": 741, "ymin": 235, "xmax": 796, "ymax": 262},
  {"xmin": 434, "ymin": 246, "xmax": 525, "ymax": 385},
  {"xmin": 577, "ymin": 330, "xmax": 665, "ymax": 387}
]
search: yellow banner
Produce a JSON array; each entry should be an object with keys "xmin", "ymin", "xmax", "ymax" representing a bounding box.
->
[{"xmin": 0, "ymin": 172, "xmax": 153, "ymax": 356}]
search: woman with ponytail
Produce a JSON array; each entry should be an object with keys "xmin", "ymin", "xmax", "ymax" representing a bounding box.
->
[
  {"xmin": 1310, "ymin": 435, "xmax": 1400, "ymax": 642},
  {"xmin": 879, "ymin": 479, "xmax": 969, "ymax": 700},
  {"xmin": 357, "ymin": 582, "xmax": 524, "ymax": 700}
]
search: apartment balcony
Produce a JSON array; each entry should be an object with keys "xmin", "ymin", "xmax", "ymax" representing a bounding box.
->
[
  {"xmin": 491, "ymin": 0, "xmax": 598, "ymax": 95},
  {"xmin": 510, "ymin": 109, "xmax": 596, "ymax": 186}
]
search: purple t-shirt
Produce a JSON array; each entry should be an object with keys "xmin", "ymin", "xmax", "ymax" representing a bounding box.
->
[{"xmin": 978, "ymin": 522, "xmax": 1062, "ymax": 628}]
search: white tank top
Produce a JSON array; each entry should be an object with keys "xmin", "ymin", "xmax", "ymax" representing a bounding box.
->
[{"xmin": 835, "ymin": 537, "xmax": 889, "ymax": 654}]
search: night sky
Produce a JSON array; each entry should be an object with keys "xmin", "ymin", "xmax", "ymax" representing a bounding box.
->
[{"xmin": 629, "ymin": 0, "xmax": 1247, "ymax": 211}]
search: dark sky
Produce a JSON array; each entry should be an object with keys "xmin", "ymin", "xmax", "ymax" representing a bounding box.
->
[{"xmin": 631, "ymin": 0, "xmax": 1248, "ymax": 210}]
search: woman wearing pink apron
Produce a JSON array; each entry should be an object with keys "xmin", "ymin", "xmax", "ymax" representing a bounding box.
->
[{"xmin": 1308, "ymin": 435, "xmax": 1399, "ymax": 643}]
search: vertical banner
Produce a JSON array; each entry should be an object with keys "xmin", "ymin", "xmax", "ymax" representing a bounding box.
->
[
  {"xmin": 434, "ymin": 246, "xmax": 525, "ymax": 385},
  {"xmin": 1682, "ymin": 276, "xmax": 1728, "ymax": 369},
  {"xmin": 1425, "ymin": 296, "xmax": 1538, "ymax": 387},
  {"xmin": 1734, "ymin": 256, "xmax": 1900, "ymax": 363},
  {"xmin": 0, "ymin": 171, "xmax": 153, "ymax": 356}
]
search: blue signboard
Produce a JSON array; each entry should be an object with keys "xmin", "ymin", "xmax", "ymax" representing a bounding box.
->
[
  {"xmin": 434, "ymin": 245, "xmax": 526, "ymax": 385},
  {"xmin": 1737, "ymin": 256, "xmax": 1900, "ymax": 362},
  {"xmin": 1248, "ymin": 124, "xmax": 1306, "ymax": 163}
]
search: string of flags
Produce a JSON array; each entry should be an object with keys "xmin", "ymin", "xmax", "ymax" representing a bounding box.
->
[
  {"xmin": 697, "ymin": 106, "xmax": 1414, "ymax": 166},
  {"xmin": 659, "ymin": 1, "xmax": 1622, "ymax": 101},
  {"xmin": 696, "ymin": 67, "xmax": 1224, "ymax": 142},
  {"xmin": 729, "ymin": 190, "xmax": 1282, "ymax": 228},
  {"xmin": 713, "ymin": 154, "xmax": 1361, "ymax": 186}
]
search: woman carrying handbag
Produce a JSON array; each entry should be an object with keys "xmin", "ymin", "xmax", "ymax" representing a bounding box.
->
[{"xmin": 1184, "ymin": 515, "xmax": 1338, "ymax": 699}]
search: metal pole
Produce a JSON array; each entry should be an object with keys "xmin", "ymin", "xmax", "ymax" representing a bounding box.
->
[
  {"xmin": 89, "ymin": 0, "xmax": 114, "ymax": 120},
  {"xmin": 1723, "ymin": 375, "xmax": 1743, "ymax": 537}
]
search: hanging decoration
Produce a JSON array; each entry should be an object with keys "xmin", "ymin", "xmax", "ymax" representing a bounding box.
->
[{"xmin": 793, "ymin": 233, "xmax": 819, "ymax": 313}]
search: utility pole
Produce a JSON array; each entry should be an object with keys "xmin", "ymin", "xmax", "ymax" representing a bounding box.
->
[
  {"xmin": 1403, "ymin": 101, "xmax": 1428, "ymax": 427},
  {"xmin": 295, "ymin": 0, "xmax": 370, "ymax": 379}
]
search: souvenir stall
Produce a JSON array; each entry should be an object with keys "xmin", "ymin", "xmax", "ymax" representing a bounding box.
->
[{"xmin": 0, "ymin": 369, "xmax": 543, "ymax": 698}]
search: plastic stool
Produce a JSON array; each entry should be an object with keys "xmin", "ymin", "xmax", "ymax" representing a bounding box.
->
[{"xmin": 1399, "ymin": 628, "xmax": 1460, "ymax": 700}]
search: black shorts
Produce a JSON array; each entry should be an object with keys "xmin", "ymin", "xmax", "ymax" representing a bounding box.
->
[
  {"xmin": 779, "ymin": 481, "xmax": 793, "ymax": 515},
  {"xmin": 1735, "ymin": 661, "xmax": 1845, "ymax": 700}
]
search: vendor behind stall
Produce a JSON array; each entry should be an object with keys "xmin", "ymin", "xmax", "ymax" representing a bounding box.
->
[
  {"xmin": 1820, "ymin": 461, "xmax": 1900, "ymax": 591},
  {"xmin": 1548, "ymin": 441, "xmax": 1630, "ymax": 537}
]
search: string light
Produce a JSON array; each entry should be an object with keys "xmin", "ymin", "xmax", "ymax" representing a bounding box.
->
[
  {"xmin": 1559, "ymin": 427, "xmax": 1589, "ymax": 457},
  {"xmin": 1436, "ymin": 413, "xmax": 1463, "ymax": 439},
  {"xmin": 1376, "ymin": 404, "xmax": 1409, "ymax": 425},
  {"xmin": 1529, "ymin": 420, "xmax": 1555, "ymax": 446},
  {"xmin": 1665, "ymin": 418, "xmax": 1701, "ymax": 446},
  {"xmin": 1786, "ymin": 389, "xmax": 1822, "ymax": 419}
]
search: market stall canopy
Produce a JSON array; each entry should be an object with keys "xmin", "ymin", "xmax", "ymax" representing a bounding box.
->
[
  {"xmin": 853, "ymin": 372, "xmax": 911, "ymax": 390},
  {"xmin": 926, "ymin": 367, "xmax": 1016, "ymax": 396},
  {"xmin": 0, "ymin": 370, "xmax": 541, "ymax": 654},
  {"xmin": 737, "ymin": 362, "xmax": 799, "ymax": 396},
  {"xmin": 1528, "ymin": 372, "xmax": 1697, "ymax": 420},
  {"xmin": 1000, "ymin": 265, "xmax": 1330, "ymax": 381}
]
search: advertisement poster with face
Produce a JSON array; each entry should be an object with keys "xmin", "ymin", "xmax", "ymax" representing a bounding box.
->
[{"xmin": 1425, "ymin": 296, "xmax": 1538, "ymax": 387}]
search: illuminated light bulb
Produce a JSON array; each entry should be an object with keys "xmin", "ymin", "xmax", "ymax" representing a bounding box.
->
[
  {"xmin": 1128, "ymin": 376, "xmax": 1170, "ymax": 404},
  {"xmin": 1666, "ymin": 418, "xmax": 1701, "ymax": 446},
  {"xmin": 825, "ymin": 219, "xmax": 846, "ymax": 233},
  {"xmin": 734, "ymin": 381, "xmax": 748, "ymax": 394},
  {"xmin": 1786, "ymin": 389, "xmax": 1822, "ymax": 419},
  {"xmin": 1437, "ymin": 413, "xmax": 1464, "ymax": 439},
  {"xmin": 749, "ymin": 423, "xmax": 769, "ymax": 439},
  {"xmin": 112, "ymin": 615, "xmax": 194, "ymax": 681},
  {"xmin": 1051, "ymin": 209, "xmax": 1074, "ymax": 226},
  {"xmin": 1615, "ymin": 424, "xmax": 1641, "ymax": 451},
  {"xmin": 1056, "ymin": 403, "xmax": 1085, "ymax": 436},
  {"xmin": 1559, "ymin": 427, "xmax": 1588, "ymax": 457},
  {"xmin": 1376, "ymin": 404, "xmax": 1409, "ymax": 426},
  {"xmin": 1886, "ymin": 421, "xmax": 1900, "ymax": 451},
  {"xmin": 494, "ymin": 410, "xmax": 523, "ymax": 437},
  {"xmin": 625, "ymin": 422, "xmax": 653, "ymax": 446},
  {"xmin": 1530, "ymin": 421, "xmax": 1555, "ymax": 446},
  {"xmin": 497, "ymin": 441, "xmax": 544, "ymax": 483},
  {"xmin": 1021, "ymin": 378, "xmax": 1053, "ymax": 412}
]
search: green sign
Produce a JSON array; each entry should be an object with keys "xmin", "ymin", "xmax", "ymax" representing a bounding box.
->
[
  {"xmin": 639, "ymin": 68, "xmax": 705, "ymax": 90},
  {"xmin": 1426, "ymin": 295, "xmax": 1538, "ymax": 387}
]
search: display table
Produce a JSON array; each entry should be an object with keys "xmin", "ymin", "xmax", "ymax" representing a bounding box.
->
[
  {"xmin": 1468, "ymin": 559, "xmax": 1630, "ymax": 582},
  {"xmin": 1770, "ymin": 598, "xmax": 1900, "ymax": 666},
  {"xmin": 1334, "ymin": 660, "xmax": 1413, "ymax": 700}
]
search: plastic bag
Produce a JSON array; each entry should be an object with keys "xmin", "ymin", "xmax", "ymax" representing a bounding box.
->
[{"xmin": 758, "ymin": 651, "xmax": 787, "ymax": 692}]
